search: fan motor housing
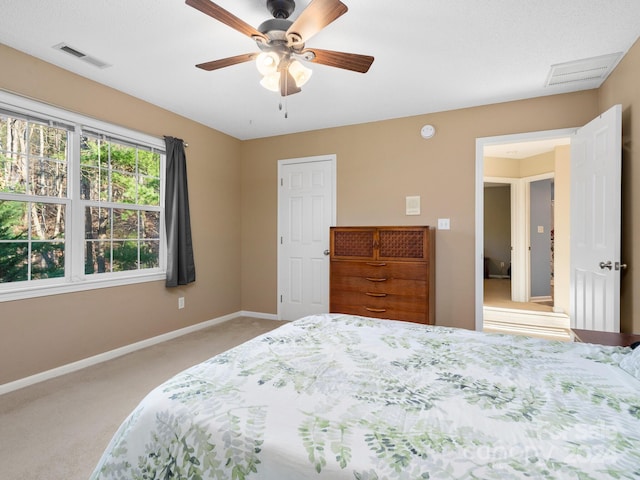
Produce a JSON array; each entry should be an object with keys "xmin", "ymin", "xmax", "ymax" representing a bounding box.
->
[
  {"xmin": 267, "ymin": 0, "xmax": 295, "ymax": 19},
  {"xmin": 257, "ymin": 18, "xmax": 293, "ymax": 47}
]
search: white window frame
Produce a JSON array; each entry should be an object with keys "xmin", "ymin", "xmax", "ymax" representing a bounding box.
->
[{"xmin": 0, "ymin": 90, "xmax": 166, "ymax": 302}]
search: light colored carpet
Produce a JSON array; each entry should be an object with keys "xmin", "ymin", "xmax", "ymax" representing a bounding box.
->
[
  {"xmin": 484, "ymin": 278, "xmax": 553, "ymax": 312},
  {"xmin": 0, "ymin": 316, "xmax": 287, "ymax": 480}
]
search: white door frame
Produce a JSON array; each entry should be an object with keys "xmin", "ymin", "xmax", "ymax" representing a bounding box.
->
[
  {"xmin": 476, "ymin": 128, "xmax": 575, "ymax": 331},
  {"xmin": 277, "ymin": 154, "xmax": 337, "ymax": 320}
]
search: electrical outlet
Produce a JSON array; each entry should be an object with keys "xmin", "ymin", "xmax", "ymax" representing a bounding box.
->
[
  {"xmin": 178, "ymin": 297, "xmax": 185, "ymax": 309},
  {"xmin": 500, "ymin": 261, "xmax": 505, "ymax": 269},
  {"xmin": 437, "ymin": 218, "xmax": 450, "ymax": 230}
]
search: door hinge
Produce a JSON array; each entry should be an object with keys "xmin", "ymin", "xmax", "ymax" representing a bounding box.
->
[
  {"xmin": 280, "ymin": 178, "xmax": 283, "ymax": 186},
  {"xmin": 280, "ymin": 236, "xmax": 283, "ymax": 244},
  {"xmin": 280, "ymin": 295, "xmax": 283, "ymax": 303}
]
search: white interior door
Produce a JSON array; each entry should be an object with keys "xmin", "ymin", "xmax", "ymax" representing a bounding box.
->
[
  {"xmin": 570, "ymin": 104, "xmax": 622, "ymax": 332},
  {"xmin": 278, "ymin": 155, "xmax": 336, "ymax": 321}
]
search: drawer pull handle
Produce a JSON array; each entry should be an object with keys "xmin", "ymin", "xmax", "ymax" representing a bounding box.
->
[
  {"xmin": 365, "ymin": 292, "xmax": 387, "ymax": 297},
  {"xmin": 366, "ymin": 277, "xmax": 387, "ymax": 282},
  {"xmin": 366, "ymin": 262, "xmax": 387, "ymax": 267},
  {"xmin": 365, "ymin": 307, "xmax": 387, "ymax": 313}
]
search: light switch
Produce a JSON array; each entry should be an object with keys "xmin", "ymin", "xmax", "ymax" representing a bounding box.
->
[
  {"xmin": 438, "ymin": 218, "xmax": 450, "ymax": 230},
  {"xmin": 537, "ymin": 225, "xmax": 544, "ymax": 233}
]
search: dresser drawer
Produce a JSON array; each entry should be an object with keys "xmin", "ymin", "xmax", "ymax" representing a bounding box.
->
[
  {"xmin": 330, "ymin": 260, "xmax": 427, "ymax": 281},
  {"xmin": 330, "ymin": 275, "xmax": 427, "ymax": 296},
  {"xmin": 330, "ymin": 301, "xmax": 428, "ymax": 324},
  {"xmin": 330, "ymin": 289, "xmax": 427, "ymax": 312}
]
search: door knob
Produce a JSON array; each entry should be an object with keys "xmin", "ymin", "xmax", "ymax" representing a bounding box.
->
[
  {"xmin": 599, "ymin": 261, "xmax": 612, "ymax": 270},
  {"xmin": 615, "ymin": 262, "xmax": 627, "ymax": 271},
  {"xmin": 323, "ymin": 249, "xmax": 330, "ymax": 256}
]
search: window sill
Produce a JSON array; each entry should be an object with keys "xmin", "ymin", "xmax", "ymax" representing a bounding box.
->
[{"xmin": 0, "ymin": 272, "xmax": 166, "ymax": 303}]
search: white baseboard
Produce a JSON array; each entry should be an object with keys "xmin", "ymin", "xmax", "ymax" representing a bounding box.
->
[
  {"xmin": 0, "ymin": 310, "xmax": 277, "ymax": 396},
  {"xmin": 238, "ymin": 310, "xmax": 280, "ymax": 321}
]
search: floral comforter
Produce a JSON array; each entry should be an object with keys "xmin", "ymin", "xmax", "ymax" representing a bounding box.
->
[{"xmin": 90, "ymin": 314, "xmax": 640, "ymax": 479}]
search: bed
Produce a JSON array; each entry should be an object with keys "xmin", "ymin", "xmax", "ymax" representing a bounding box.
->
[{"xmin": 90, "ymin": 313, "xmax": 640, "ymax": 479}]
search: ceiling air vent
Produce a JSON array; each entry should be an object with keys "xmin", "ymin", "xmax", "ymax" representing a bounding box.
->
[
  {"xmin": 545, "ymin": 52, "xmax": 622, "ymax": 87},
  {"xmin": 52, "ymin": 42, "xmax": 111, "ymax": 69}
]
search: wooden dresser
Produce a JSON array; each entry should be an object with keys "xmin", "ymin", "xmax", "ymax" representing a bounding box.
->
[{"xmin": 329, "ymin": 226, "xmax": 435, "ymax": 324}]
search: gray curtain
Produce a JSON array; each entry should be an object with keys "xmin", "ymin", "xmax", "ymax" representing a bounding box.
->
[{"xmin": 164, "ymin": 136, "xmax": 196, "ymax": 287}]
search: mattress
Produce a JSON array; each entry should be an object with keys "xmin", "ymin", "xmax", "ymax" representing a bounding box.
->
[{"xmin": 90, "ymin": 313, "xmax": 640, "ymax": 479}]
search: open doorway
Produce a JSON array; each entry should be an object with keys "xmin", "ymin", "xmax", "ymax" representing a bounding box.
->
[
  {"xmin": 476, "ymin": 106, "xmax": 623, "ymax": 337},
  {"xmin": 476, "ymin": 132, "xmax": 572, "ymax": 340}
]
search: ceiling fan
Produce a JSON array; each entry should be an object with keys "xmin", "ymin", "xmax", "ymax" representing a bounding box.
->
[{"xmin": 185, "ymin": 0, "xmax": 374, "ymax": 96}]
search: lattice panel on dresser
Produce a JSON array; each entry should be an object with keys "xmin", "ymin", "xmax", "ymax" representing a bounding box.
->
[
  {"xmin": 333, "ymin": 231, "xmax": 374, "ymax": 257},
  {"xmin": 379, "ymin": 230, "xmax": 425, "ymax": 258}
]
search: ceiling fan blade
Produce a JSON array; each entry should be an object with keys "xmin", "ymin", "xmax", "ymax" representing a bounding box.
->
[
  {"xmin": 196, "ymin": 53, "xmax": 257, "ymax": 71},
  {"xmin": 286, "ymin": 0, "xmax": 347, "ymax": 45},
  {"xmin": 280, "ymin": 69, "xmax": 302, "ymax": 96},
  {"xmin": 186, "ymin": 0, "xmax": 268, "ymax": 42},
  {"xmin": 301, "ymin": 48, "xmax": 374, "ymax": 73}
]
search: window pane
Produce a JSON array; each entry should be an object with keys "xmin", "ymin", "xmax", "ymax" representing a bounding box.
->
[
  {"xmin": 83, "ymin": 166, "xmax": 110, "ymax": 202},
  {"xmin": 0, "ymin": 200, "xmax": 28, "ymax": 240},
  {"xmin": 113, "ymin": 208, "xmax": 138, "ymax": 239},
  {"xmin": 112, "ymin": 240, "xmax": 138, "ymax": 271},
  {"xmin": 139, "ymin": 176, "xmax": 160, "ymax": 206},
  {"xmin": 28, "ymin": 124, "xmax": 67, "ymax": 160},
  {"xmin": 31, "ymin": 203, "xmax": 65, "ymax": 240},
  {"xmin": 0, "ymin": 116, "xmax": 28, "ymax": 155},
  {"xmin": 28, "ymin": 158, "xmax": 67, "ymax": 197},
  {"xmin": 141, "ymin": 210, "xmax": 159, "ymax": 238},
  {"xmin": 141, "ymin": 240, "xmax": 159, "ymax": 268},
  {"xmin": 0, "ymin": 241, "xmax": 28, "ymax": 282},
  {"xmin": 138, "ymin": 150, "xmax": 160, "ymax": 177},
  {"xmin": 112, "ymin": 171, "xmax": 136, "ymax": 204},
  {"xmin": 110, "ymin": 144, "xmax": 136, "ymax": 173},
  {"xmin": 85, "ymin": 240, "xmax": 111, "ymax": 274},
  {"xmin": 1, "ymin": 118, "xmax": 67, "ymax": 197},
  {"xmin": 85, "ymin": 206, "xmax": 111, "ymax": 240},
  {"xmin": 81, "ymin": 136, "xmax": 108, "ymax": 168},
  {"xmin": 31, "ymin": 242, "xmax": 64, "ymax": 279},
  {"xmin": 0, "ymin": 154, "xmax": 27, "ymax": 194}
]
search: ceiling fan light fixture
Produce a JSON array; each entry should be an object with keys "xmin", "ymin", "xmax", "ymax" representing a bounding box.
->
[
  {"xmin": 288, "ymin": 59, "xmax": 312, "ymax": 87},
  {"xmin": 260, "ymin": 71, "xmax": 281, "ymax": 92},
  {"xmin": 256, "ymin": 51, "xmax": 280, "ymax": 75}
]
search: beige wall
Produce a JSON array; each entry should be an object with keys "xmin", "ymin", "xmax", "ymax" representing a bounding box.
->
[
  {"xmin": 598, "ymin": 38, "xmax": 640, "ymax": 334},
  {"xmin": 240, "ymin": 92, "xmax": 600, "ymax": 329},
  {"xmin": 485, "ymin": 151, "xmax": 556, "ymax": 178},
  {"xmin": 3, "ymin": 35, "xmax": 640, "ymax": 386},
  {"xmin": 0, "ymin": 45, "xmax": 243, "ymax": 384}
]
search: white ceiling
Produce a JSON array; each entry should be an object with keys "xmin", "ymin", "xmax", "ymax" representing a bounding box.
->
[{"xmin": 1, "ymin": 1, "xmax": 638, "ymax": 140}]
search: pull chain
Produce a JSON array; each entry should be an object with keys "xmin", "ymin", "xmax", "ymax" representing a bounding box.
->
[{"xmin": 278, "ymin": 98, "xmax": 288, "ymax": 119}]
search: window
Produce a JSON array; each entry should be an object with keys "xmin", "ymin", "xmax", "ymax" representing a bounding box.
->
[
  {"xmin": 81, "ymin": 133, "xmax": 161, "ymax": 275},
  {"xmin": 0, "ymin": 116, "xmax": 69, "ymax": 283},
  {"xmin": 0, "ymin": 92, "xmax": 165, "ymax": 301}
]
